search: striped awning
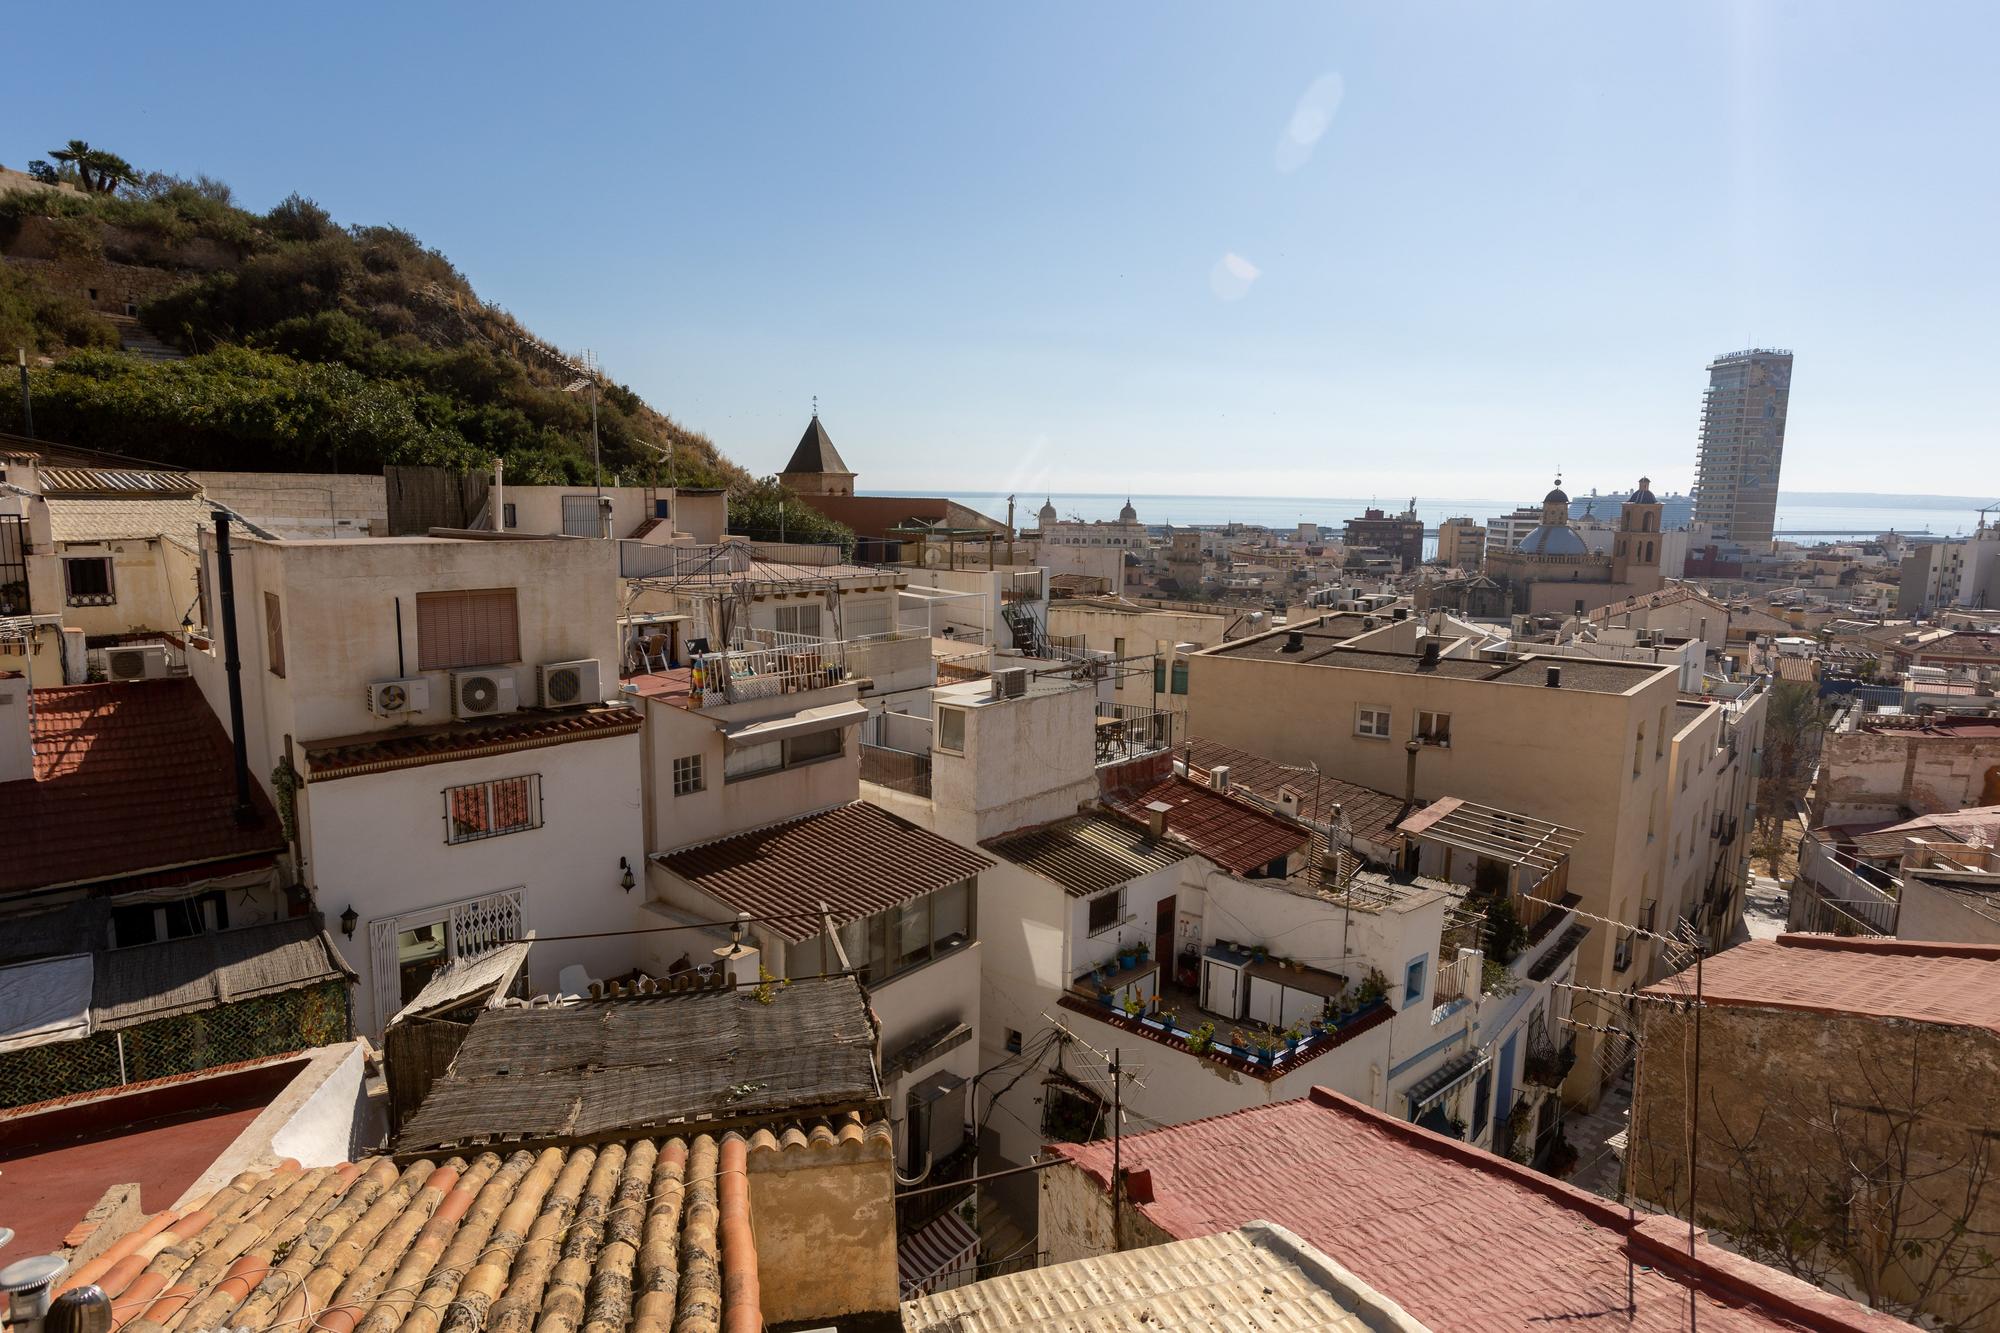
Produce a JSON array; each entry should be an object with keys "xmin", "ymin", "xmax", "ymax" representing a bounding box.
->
[
  {"xmin": 899, "ymin": 1211, "xmax": 979, "ymax": 1299},
  {"xmin": 1407, "ymin": 1049, "xmax": 1490, "ymax": 1114}
]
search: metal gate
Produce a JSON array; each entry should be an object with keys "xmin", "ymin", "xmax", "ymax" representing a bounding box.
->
[{"xmin": 0, "ymin": 515, "xmax": 27, "ymax": 616}]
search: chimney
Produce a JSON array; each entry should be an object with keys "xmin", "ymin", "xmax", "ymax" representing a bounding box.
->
[
  {"xmin": 1210, "ymin": 764, "xmax": 1231, "ymax": 794},
  {"xmin": 1420, "ymin": 641, "xmax": 1440, "ymax": 668},
  {"xmin": 491, "ymin": 457, "xmax": 505, "ymax": 531},
  {"xmin": 212, "ymin": 512, "xmax": 256, "ymax": 825},
  {"xmin": 1404, "ymin": 739, "xmax": 1420, "ymax": 806},
  {"xmin": 1282, "ymin": 630, "xmax": 1305, "ymax": 653},
  {"xmin": 1545, "ymin": 665, "xmax": 1562, "ymax": 688},
  {"xmin": 1146, "ymin": 799, "xmax": 1172, "ymax": 840},
  {"xmin": 0, "ymin": 673, "xmax": 32, "ymax": 784}
]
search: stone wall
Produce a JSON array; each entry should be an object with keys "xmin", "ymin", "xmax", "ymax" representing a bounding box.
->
[
  {"xmin": 194, "ymin": 472, "xmax": 389, "ymax": 539},
  {"xmin": 745, "ymin": 1119, "xmax": 900, "ymax": 1325},
  {"xmin": 4, "ymin": 254, "xmax": 191, "ymax": 317},
  {"xmin": 1632, "ymin": 1001, "xmax": 2000, "ymax": 1328},
  {"xmin": 1037, "ymin": 1158, "xmax": 1174, "ymax": 1265},
  {"xmin": 1819, "ymin": 727, "xmax": 2000, "ymax": 825}
]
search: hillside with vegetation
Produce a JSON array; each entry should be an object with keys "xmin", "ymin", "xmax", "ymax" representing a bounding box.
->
[{"xmin": 0, "ymin": 142, "xmax": 849, "ymax": 543}]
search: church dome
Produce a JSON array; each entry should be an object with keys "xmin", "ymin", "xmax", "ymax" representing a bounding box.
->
[
  {"xmin": 1517, "ymin": 524, "xmax": 1591, "ymax": 557},
  {"xmin": 1543, "ymin": 479, "xmax": 1569, "ymax": 506},
  {"xmin": 1629, "ymin": 476, "xmax": 1657, "ymax": 504},
  {"xmin": 1038, "ymin": 497, "xmax": 1057, "ymax": 525},
  {"xmin": 1118, "ymin": 498, "xmax": 1138, "ymax": 524}
]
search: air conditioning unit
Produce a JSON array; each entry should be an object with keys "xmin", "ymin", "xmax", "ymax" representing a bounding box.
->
[
  {"xmin": 451, "ymin": 669, "xmax": 519, "ymax": 719},
  {"xmin": 990, "ymin": 666, "xmax": 1028, "ymax": 699},
  {"xmin": 536, "ymin": 658, "xmax": 601, "ymax": 709},
  {"xmin": 367, "ymin": 676, "xmax": 432, "ymax": 718},
  {"xmin": 106, "ymin": 644, "xmax": 170, "ymax": 681}
]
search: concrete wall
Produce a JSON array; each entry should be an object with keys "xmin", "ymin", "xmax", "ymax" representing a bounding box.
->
[
  {"xmin": 929, "ymin": 679, "xmax": 1099, "ymax": 843},
  {"xmin": 48, "ymin": 535, "xmax": 195, "ymax": 639},
  {"xmin": 1038, "ymin": 1157, "xmax": 1175, "ymax": 1265},
  {"xmin": 1820, "ymin": 728, "xmax": 2000, "ymax": 825},
  {"xmin": 746, "ymin": 1126, "xmax": 900, "ymax": 1325},
  {"xmin": 1899, "ymin": 874, "xmax": 2000, "ymax": 945},
  {"xmin": 194, "ymin": 473, "xmax": 387, "ymax": 540},
  {"xmin": 1632, "ymin": 1001, "xmax": 2000, "ymax": 1330}
]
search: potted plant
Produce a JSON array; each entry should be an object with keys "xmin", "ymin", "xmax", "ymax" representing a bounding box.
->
[
  {"xmin": 1122, "ymin": 993, "xmax": 1144, "ymax": 1019},
  {"xmin": 1283, "ymin": 1025, "xmax": 1304, "ymax": 1054},
  {"xmin": 1186, "ymin": 1021, "xmax": 1215, "ymax": 1054},
  {"xmin": 1156, "ymin": 1007, "xmax": 1179, "ymax": 1031},
  {"xmin": 1134, "ymin": 939, "xmax": 1151, "ymax": 966},
  {"xmin": 1099, "ymin": 987, "xmax": 1117, "ymax": 1008},
  {"xmin": 1118, "ymin": 940, "xmax": 1138, "ymax": 969},
  {"xmin": 1249, "ymin": 944, "xmax": 1269, "ymax": 964}
]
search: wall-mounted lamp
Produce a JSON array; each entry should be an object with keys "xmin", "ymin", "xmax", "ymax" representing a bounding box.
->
[
  {"xmin": 339, "ymin": 904, "xmax": 359, "ymax": 939},
  {"xmin": 620, "ymin": 857, "xmax": 636, "ymax": 894}
]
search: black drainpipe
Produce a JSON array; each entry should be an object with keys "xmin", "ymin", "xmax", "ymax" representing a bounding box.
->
[{"xmin": 214, "ymin": 511, "xmax": 256, "ymax": 825}]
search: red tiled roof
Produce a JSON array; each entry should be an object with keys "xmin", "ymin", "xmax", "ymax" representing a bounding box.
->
[
  {"xmin": 655, "ymin": 801, "xmax": 992, "ymax": 940},
  {"xmin": 1053, "ymin": 1089, "xmax": 1914, "ymax": 1332},
  {"xmin": 1183, "ymin": 737, "xmax": 1412, "ymax": 846},
  {"xmin": 1101, "ymin": 769, "xmax": 1307, "ymax": 876},
  {"xmin": 1645, "ymin": 934, "xmax": 2000, "ymax": 1036},
  {"xmin": 303, "ymin": 703, "xmax": 641, "ymax": 781},
  {"xmin": 0, "ymin": 680, "xmax": 285, "ymax": 895}
]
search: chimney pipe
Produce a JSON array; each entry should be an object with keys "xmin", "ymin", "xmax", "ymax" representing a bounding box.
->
[
  {"xmin": 1545, "ymin": 665, "xmax": 1562, "ymax": 688},
  {"xmin": 1404, "ymin": 739, "xmax": 1420, "ymax": 806},
  {"xmin": 1, "ymin": 1255, "xmax": 71, "ymax": 1333},
  {"xmin": 46, "ymin": 1286, "xmax": 111, "ymax": 1333},
  {"xmin": 1282, "ymin": 630, "xmax": 1305, "ymax": 653},
  {"xmin": 1145, "ymin": 799, "xmax": 1172, "ymax": 841},
  {"xmin": 491, "ymin": 457, "xmax": 505, "ymax": 531},
  {"xmin": 213, "ymin": 512, "xmax": 255, "ymax": 825},
  {"xmin": 1420, "ymin": 641, "xmax": 1440, "ymax": 668}
]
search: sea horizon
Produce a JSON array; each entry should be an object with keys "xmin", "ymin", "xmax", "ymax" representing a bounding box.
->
[{"xmin": 873, "ymin": 488, "xmax": 1993, "ymax": 541}]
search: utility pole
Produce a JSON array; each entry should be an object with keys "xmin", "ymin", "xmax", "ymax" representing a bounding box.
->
[
  {"xmin": 1110, "ymin": 1046, "xmax": 1123, "ymax": 1252},
  {"xmin": 16, "ymin": 348, "xmax": 32, "ymax": 439},
  {"xmin": 1006, "ymin": 494, "xmax": 1016, "ymax": 566}
]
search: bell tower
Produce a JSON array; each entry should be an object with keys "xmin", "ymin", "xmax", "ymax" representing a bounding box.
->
[{"xmin": 1614, "ymin": 477, "xmax": 1664, "ymax": 584}]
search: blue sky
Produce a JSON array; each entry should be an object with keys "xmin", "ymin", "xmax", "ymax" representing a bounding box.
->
[{"xmin": 8, "ymin": 3, "xmax": 1994, "ymax": 500}]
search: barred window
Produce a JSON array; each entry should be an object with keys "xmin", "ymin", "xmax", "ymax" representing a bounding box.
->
[
  {"xmin": 417, "ymin": 588, "xmax": 520, "ymax": 671},
  {"xmin": 673, "ymin": 754, "xmax": 704, "ymax": 796},
  {"xmin": 446, "ymin": 774, "xmax": 542, "ymax": 843}
]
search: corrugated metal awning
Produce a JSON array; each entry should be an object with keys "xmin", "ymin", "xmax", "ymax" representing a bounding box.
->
[
  {"xmin": 721, "ymin": 701, "xmax": 868, "ymax": 750},
  {"xmin": 1407, "ymin": 1049, "xmax": 1489, "ymax": 1114}
]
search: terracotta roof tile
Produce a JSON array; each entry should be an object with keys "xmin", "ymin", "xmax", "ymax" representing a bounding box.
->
[
  {"xmin": 0, "ymin": 680, "xmax": 285, "ymax": 895},
  {"xmin": 61, "ymin": 1114, "xmax": 889, "ymax": 1333},
  {"xmin": 1053, "ymin": 1089, "xmax": 1914, "ymax": 1331},
  {"xmin": 302, "ymin": 703, "xmax": 640, "ymax": 781},
  {"xmin": 656, "ymin": 801, "xmax": 991, "ymax": 940},
  {"xmin": 1644, "ymin": 933, "xmax": 2000, "ymax": 1036}
]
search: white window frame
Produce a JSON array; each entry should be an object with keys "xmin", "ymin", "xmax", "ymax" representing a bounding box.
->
[
  {"xmin": 1355, "ymin": 704, "xmax": 1392, "ymax": 739},
  {"xmin": 1414, "ymin": 710, "xmax": 1451, "ymax": 748},
  {"xmin": 673, "ymin": 754, "xmax": 705, "ymax": 796},
  {"xmin": 936, "ymin": 706, "xmax": 968, "ymax": 755}
]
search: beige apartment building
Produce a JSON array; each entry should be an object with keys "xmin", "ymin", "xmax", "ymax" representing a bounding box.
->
[
  {"xmin": 1043, "ymin": 597, "xmax": 1229, "ymax": 723},
  {"xmin": 1185, "ymin": 613, "xmax": 1766, "ymax": 1101},
  {"xmin": 1435, "ymin": 516, "xmax": 1486, "ymax": 569}
]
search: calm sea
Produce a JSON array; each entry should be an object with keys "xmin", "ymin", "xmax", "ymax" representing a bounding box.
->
[{"xmin": 883, "ymin": 491, "xmax": 1987, "ymax": 543}]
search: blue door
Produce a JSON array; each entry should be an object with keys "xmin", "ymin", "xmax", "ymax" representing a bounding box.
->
[{"xmin": 1494, "ymin": 1032, "xmax": 1518, "ymax": 1136}]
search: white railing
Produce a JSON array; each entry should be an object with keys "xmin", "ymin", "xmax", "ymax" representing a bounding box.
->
[{"xmin": 695, "ymin": 640, "xmax": 847, "ymax": 706}]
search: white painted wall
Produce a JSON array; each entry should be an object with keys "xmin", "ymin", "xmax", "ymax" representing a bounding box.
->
[{"xmin": 309, "ymin": 728, "xmax": 644, "ymax": 1034}]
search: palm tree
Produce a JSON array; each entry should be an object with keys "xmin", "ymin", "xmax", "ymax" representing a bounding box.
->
[
  {"xmin": 45, "ymin": 139, "xmax": 134, "ymax": 193},
  {"xmin": 1755, "ymin": 679, "xmax": 1828, "ymax": 855},
  {"xmin": 48, "ymin": 139, "xmax": 99, "ymax": 190}
]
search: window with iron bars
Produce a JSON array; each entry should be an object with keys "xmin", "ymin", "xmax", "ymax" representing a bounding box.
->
[
  {"xmin": 1613, "ymin": 932, "xmax": 1635, "ymax": 973},
  {"xmin": 445, "ymin": 774, "xmax": 543, "ymax": 843}
]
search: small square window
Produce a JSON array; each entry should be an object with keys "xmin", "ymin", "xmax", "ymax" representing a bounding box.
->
[
  {"xmin": 1414, "ymin": 711, "xmax": 1451, "ymax": 747},
  {"xmin": 1005, "ymin": 1028, "xmax": 1024, "ymax": 1055},
  {"xmin": 1404, "ymin": 955, "xmax": 1427, "ymax": 1004},
  {"xmin": 1356, "ymin": 705, "xmax": 1391, "ymax": 739},
  {"xmin": 1087, "ymin": 887, "xmax": 1125, "ymax": 935},
  {"xmin": 672, "ymin": 754, "xmax": 704, "ymax": 796},
  {"xmin": 937, "ymin": 707, "xmax": 967, "ymax": 754},
  {"xmin": 64, "ymin": 557, "xmax": 114, "ymax": 606}
]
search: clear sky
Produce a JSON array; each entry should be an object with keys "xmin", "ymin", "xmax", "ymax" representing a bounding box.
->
[{"xmin": 8, "ymin": 3, "xmax": 1994, "ymax": 500}]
